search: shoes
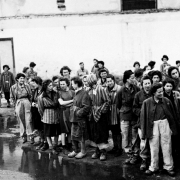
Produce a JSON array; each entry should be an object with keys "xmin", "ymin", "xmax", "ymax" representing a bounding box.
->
[
  {"xmin": 75, "ymin": 152, "xmax": 87, "ymax": 159},
  {"xmin": 166, "ymin": 170, "xmax": 175, "ymax": 177},
  {"xmin": 41, "ymin": 143, "xmax": 49, "ymax": 151},
  {"xmin": 7, "ymin": 102, "xmax": 11, "ymax": 108},
  {"xmin": 36, "ymin": 142, "xmax": 44, "ymax": 150},
  {"xmin": 114, "ymin": 149, "xmax": 123, "ymax": 157},
  {"xmin": 68, "ymin": 151, "xmax": 77, "ymax": 158},
  {"xmin": 140, "ymin": 160, "xmax": 147, "ymax": 171},
  {"xmin": 145, "ymin": 170, "xmax": 159, "ymax": 176},
  {"xmin": 130, "ymin": 155, "xmax": 140, "ymax": 165},
  {"xmin": 145, "ymin": 170, "xmax": 153, "ymax": 176},
  {"xmin": 22, "ymin": 136, "xmax": 27, "ymax": 144},
  {"xmin": 100, "ymin": 151, "xmax": 107, "ymax": 161}
]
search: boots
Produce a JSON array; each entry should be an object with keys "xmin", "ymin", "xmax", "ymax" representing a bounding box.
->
[{"xmin": 92, "ymin": 147, "xmax": 101, "ymax": 159}]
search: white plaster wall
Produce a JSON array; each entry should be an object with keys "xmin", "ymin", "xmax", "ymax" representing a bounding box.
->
[
  {"xmin": 158, "ymin": 0, "xmax": 180, "ymax": 9},
  {"xmin": 0, "ymin": 0, "xmax": 120, "ymax": 17},
  {"xmin": 1, "ymin": 12, "xmax": 180, "ymax": 78}
]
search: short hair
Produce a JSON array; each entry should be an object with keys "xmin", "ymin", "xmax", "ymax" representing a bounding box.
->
[
  {"xmin": 150, "ymin": 83, "xmax": 163, "ymax": 95},
  {"xmin": 99, "ymin": 69, "xmax": 108, "ymax": 78},
  {"xmin": 134, "ymin": 68, "xmax": 144, "ymax": 78},
  {"xmin": 151, "ymin": 70, "xmax": 162, "ymax": 82},
  {"xmin": 143, "ymin": 65, "xmax": 149, "ymax": 71},
  {"xmin": 31, "ymin": 76, "xmax": 43, "ymax": 86},
  {"xmin": 168, "ymin": 66, "xmax": 179, "ymax": 78},
  {"xmin": 79, "ymin": 62, "xmax": 84, "ymax": 65},
  {"xmin": 60, "ymin": 66, "xmax": 71, "ymax": 76},
  {"xmin": 29, "ymin": 62, "xmax": 36, "ymax": 67},
  {"xmin": 106, "ymin": 74, "xmax": 115, "ymax": 81},
  {"xmin": 15, "ymin": 73, "xmax": 26, "ymax": 81},
  {"xmin": 148, "ymin": 61, "xmax": 156, "ymax": 69},
  {"xmin": 161, "ymin": 55, "xmax": 169, "ymax": 61},
  {"xmin": 93, "ymin": 59, "xmax": 98, "ymax": 62},
  {"xmin": 22, "ymin": 67, "xmax": 29, "ymax": 73},
  {"xmin": 141, "ymin": 75, "xmax": 152, "ymax": 86},
  {"xmin": 41, "ymin": 79, "xmax": 52, "ymax": 92},
  {"xmin": 163, "ymin": 78, "xmax": 175, "ymax": 90},
  {"xmin": 176, "ymin": 60, "xmax": 180, "ymax": 65},
  {"xmin": 59, "ymin": 77, "xmax": 70, "ymax": 87},
  {"xmin": 71, "ymin": 76, "xmax": 83, "ymax": 87},
  {"xmin": 123, "ymin": 70, "xmax": 133, "ymax": 83},
  {"xmin": 98, "ymin": 61, "xmax": 104, "ymax": 66},
  {"xmin": 52, "ymin": 75, "xmax": 60, "ymax": 82},
  {"xmin": 133, "ymin": 61, "xmax": 140, "ymax": 67}
]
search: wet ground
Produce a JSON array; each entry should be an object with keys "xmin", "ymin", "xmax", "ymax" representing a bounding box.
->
[{"xmin": 0, "ymin": 99, "xmax": 179, "ymax": 180}]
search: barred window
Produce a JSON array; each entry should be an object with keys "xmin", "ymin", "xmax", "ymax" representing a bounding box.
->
[{"xmin": 122, "ymin": 0, "xmax": 157, "ymax": 11}]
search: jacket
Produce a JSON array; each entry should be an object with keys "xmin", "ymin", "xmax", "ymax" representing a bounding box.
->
[
  {"xmin": 140, "ymin": 97, "xmax": 177, "ymax": 139},
  {"xmin": 116, "ymin": 84, "xmax": 140, "ymax": 121},
  {"xmin": 1, "ymin": 71, "xmax": 15, "ymax": 92},
  {"xmin": 72, "ymin": 89, "xmax": 91, "ymax": 122}
]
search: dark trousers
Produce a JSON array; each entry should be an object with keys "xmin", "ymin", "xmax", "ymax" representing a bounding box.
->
[
  {"xmin": 4, "ymin": 92, "xmax": 10, "ymax": 103},
  {"xmin": 109, "ymin": 124, "xmax": 122, "ymax": 150}
]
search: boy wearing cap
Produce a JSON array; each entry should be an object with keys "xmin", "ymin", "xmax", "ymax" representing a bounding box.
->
[{"xmin": 0, "ymin": 65, "xmax": 15, "ymax": 107}]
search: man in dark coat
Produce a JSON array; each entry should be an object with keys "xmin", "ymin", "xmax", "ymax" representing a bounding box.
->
[
  {"xmin": 1, "ymin": 65, "xmax": 15, "ymax": 107},
  {"xmin": 140, "ymin": 83, "xmax": 177, "ymax": 176}
]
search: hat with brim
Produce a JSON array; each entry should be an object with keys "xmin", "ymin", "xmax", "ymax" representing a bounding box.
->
[{"xmin": 3, "ymin": 65, "xmax": 10, "ymax": 70}]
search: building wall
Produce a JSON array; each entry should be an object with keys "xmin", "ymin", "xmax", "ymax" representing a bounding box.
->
[
  {"xmin": 0, "ymin": 0, "xmax": 120, "ymax": 17},
  {"xmin": 1, "ymin": 12, "xmax": 180, "ymax": 78}
]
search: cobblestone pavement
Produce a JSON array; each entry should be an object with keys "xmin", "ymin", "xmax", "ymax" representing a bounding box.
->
[{"xmin": 0, "ymin": 99, "xmax": 178, "ymax": 180}]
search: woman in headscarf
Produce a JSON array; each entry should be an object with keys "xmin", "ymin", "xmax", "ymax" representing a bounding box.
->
[{"xmin": 86, "ymin": 74, "xmax": 110, "ymax": 161}]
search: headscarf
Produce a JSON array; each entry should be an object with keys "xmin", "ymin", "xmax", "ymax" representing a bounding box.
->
[{"xmin": 86, "ymin": 74, "xmax": 97, "ymax": 88}]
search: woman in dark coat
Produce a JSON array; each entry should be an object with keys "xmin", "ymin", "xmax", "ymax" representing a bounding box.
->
[{"xmin": 31, "ymin": 77, "xmax": 46, "ymax": 149}]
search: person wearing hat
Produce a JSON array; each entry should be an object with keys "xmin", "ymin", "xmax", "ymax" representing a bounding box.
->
[
  {"xmin": 26, "ymin": 62, "xmax": 37, "ymax": 81},
  {"xmin": 116, "ymin": 70, "xmax": 140, "ymax": 162},
  {"xmin": 160, "ymin": 55, "xmax": 171, "ymax": 74},
  {"xmin": 10, "ymin": 73, "xmax": 33, "ymax": 143},
  {"xmin": 86, "ymin": 74, "xmax": 110, "ymax": 161},
  {"xmin": 0, "ymin": 65, "xmax": 15, "ymax": 107}
]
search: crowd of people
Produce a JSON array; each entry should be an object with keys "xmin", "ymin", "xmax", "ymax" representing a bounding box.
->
[{"xmin": 0, "ymin": 55, "xmax": 180, "ymax": 177}]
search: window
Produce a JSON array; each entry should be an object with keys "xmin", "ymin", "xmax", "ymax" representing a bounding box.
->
[{"xmin": 122, "ymin": 0, "xmax": 157, "ymax": 11}]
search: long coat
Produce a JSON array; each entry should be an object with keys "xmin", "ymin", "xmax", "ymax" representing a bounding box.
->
[
  {"xmin": 140, "ymin": 97, "xmax": 177, "ymax": 139},
  {"xmin": 1, "ymin": 71, "xmax": 15, "ymax": 92},
  {"xmin": 105, "ymin": 83, "xmax": 121, "ymax": 125}
]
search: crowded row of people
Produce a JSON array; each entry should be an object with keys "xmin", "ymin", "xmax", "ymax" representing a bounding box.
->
[{"xmin": 1, "ymin": 55, "xmax": 180, "ymax": 177}]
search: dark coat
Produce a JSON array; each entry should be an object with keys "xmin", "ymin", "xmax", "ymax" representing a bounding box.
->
[
  {"xmin": 116, "ymin": 84, "xmax": 140, "ymax": 121},
  {"xmin": 72, "ymin": 89, "xmax": 91, "ymax": 122},
  {"xmin": 133, "ymin": 90, "xmax": 151, "ymax": 128},
  {"xmin": 1, "ymin": 71, "xmax": 15, "ymax": 92},
  {"xmin": 140, "ymin": 97, "xmax": 177, "ymax": 139}
]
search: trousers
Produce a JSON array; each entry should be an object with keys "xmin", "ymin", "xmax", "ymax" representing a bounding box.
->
[
  {"xmin": 120, "ymin": 120, "xmax": 139, "ymax": 154},
  {"xmin": 149, "ymin": 119, "xmax": 173, "ymax": 172},
  {"xmin": 15, "ymin": 99, "xmax": 33, "ymax": 137},
  {"xmin": 138, "ymin": 128, "xmax": 150, "ymax": 160}
]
